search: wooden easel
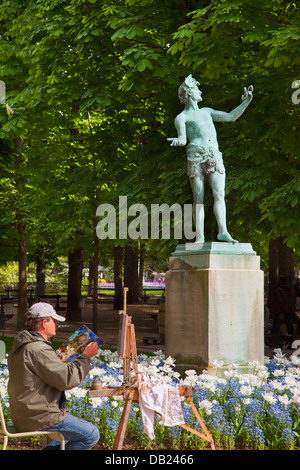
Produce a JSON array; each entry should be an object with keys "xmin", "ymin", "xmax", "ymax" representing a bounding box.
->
[{"xmin": 88, "ymin": 287, "xmax": 215, "ymax": 450}]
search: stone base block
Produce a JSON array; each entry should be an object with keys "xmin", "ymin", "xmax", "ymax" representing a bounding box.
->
[{"xmin": 165, "ymin": 243, "xmax": 264, "ymax": 374}]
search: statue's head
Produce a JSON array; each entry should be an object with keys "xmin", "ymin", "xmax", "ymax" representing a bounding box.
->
[{"xmin": 178, "ymin": 75, "xmax": 201, "ymax": 104}]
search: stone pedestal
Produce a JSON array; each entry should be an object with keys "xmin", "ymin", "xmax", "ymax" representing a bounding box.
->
[{"xmin": 165, "ymin": 242, "xmax": 264, "ymax": 374}]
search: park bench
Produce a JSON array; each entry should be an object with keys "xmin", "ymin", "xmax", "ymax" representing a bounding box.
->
[
  {"xmin": 142, "ymin": 287, "xmax": 165, "ymax": 304},
  {"xmin": 0, "ymin": 298, "xmax": 17, "ymax": 327},
  {"xmin": 142, "ymin": 333, "xmax": 161, "ymax": 345},
  {"xmin": 0, "ymin": 289, "xmax": 67, "ymax": 328},
  {"xmin": 35, "ymin": 294, "xmax": 65, "ymax": 311}
]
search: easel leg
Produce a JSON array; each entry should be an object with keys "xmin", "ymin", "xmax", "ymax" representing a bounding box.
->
[
  {"xmin": 179, "ymin": 396, "xmax": 215, "ymax": 450},
  {"xmin": 113, "ymin": 391, "xmax": 133, "ymax": 450}
]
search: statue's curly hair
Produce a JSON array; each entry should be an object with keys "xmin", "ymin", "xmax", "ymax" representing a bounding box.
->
[{"xmin": 178, "ymin": 75, "xmax": 200, "ymax": 104}]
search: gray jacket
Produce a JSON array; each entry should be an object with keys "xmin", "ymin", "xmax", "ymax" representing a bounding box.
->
[{"xmin": 7, "ymin": 330, "xmax": 91, "ymax": 432}]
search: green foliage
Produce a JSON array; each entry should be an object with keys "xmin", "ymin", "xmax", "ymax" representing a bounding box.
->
[
  {"xmin": 0, "ymin": 0, "xmax": 298, "ymax": 272},
  {"xmin": 0, "ymin": 262, "xmax": 19, "ymax": 286},
  {"xmin": 168, "ymin": 0, "xmax": 300, "ymax": 253}
]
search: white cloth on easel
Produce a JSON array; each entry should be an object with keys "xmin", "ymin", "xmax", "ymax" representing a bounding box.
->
[{"xmin": 135, "ymin": 372, "xmax": 184, "ymax": 440}]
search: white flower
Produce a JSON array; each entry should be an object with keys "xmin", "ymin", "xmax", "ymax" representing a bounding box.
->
[
  {"xmin": 224, "ymin": 369, "xmax": 238, "ymax": 378},
  {"xmin": 288, "ymin": 366, "xmax": 300, "ymax": 376},
  {"xmin": 278, "ymin": 394, "xmax": 290, "ymax": 407},
  {"xmin": 153, "ymin": 350, "xmax": 164, "ymax": 359},
  {"xmin": 68, "ymin": 387, "xmax": 87, "ymax": 398},
  {"xmin": 108, "ymin": 361, "xmax": 123, "ymax": 369},
  {"xmin": 269, "ymin": 380, "xmax": 286, "ymax": 392},
  {"xmin": 199, "ymin": 381, "xmax": 216, "ymax": 393},
  {"xmin": 150, "ymin": 358, "xmax": 160, "ymax": 367},
  {"xmin": 172, "ymin": 371, "xmax": 181, "ymax": 380},
  {"xmin": 160, "ymin": 364, "xmax": 173, "ymax": 374},
  {"xmin": 0, "ymin": 383, "xmax": 8, "ymax": 398},
  {"xmin": 292, "ymin": 394, "xmax": 300, "ymax": 404},
  {"xmin": 273, "ymin": 369, "xmax": 285, "ymax": 377},
  {"xmin": 262, "ymin": 392, "xmax": 277, "ymax": 404},
  {"xmin": 180, "ymin": 376, "xmax": 197, "ymax": 386},
  {"xmin": 89, "ymin": 367, "xmax": 105, "ymax": 377},
  {"xmin": 91, "ymin": 397, "xmax": 103, "ymax": 408},
  {"xmin": 212, "ymin": 360, "xmax": 224, "ymax": 368},
  {"xmin": 139, "ymin": 354, "xmax": 148, "ymax": 361},
  {"xmin": 101, "ymin": 375, "xmax": 120, "ymax": 386},
  {"xmin": 185, "ymin": 369, "xmax": 197, "ymax": 377},
  {"xmin": 164, "ymin": 356, "xmax": 176, "ymax": 366},
  {"xmin": 145, "ymin": 365, "xmax": 162, "ymax": 377},
  {"xmin": 240, "ymin": 385, "xmax": 252, "ymax": 397},
  {"xmin": 284, "ymin": 378, "xmax": 296, "ymax": 390},
  {"xmin": 198, "ymin": 399, "xmax": 213, "ymax": 415},
  {"xmin": 257, "ymin": 369, "xmax": 269, "ymax": 381}
]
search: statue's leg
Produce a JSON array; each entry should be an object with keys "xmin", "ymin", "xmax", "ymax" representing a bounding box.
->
[
  {"xmin": 189, "ymin": 175, "xmax": 205, "ymax": 242},
  {"xmin": 208, "ymin": 172, "xmax": 238, "ymax": 243}
]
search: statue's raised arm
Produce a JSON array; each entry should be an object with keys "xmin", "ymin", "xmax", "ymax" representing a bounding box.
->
[{"xmin": 209, "ymin": 85, "xmax": 254, "ymax": 122}]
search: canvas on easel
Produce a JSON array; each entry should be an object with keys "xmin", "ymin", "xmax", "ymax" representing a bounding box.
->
[{"xmin": 117, "ymin": 312, "xmax": 128, "ymax": 359}]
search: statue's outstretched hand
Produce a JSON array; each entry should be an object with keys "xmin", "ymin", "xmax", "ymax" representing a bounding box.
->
[{"xmin": 241, "ymin": 85, "xmax": 254, "ymax": 101}]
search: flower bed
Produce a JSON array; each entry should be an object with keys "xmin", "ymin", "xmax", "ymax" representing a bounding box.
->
[{"xmin": 1, "ymin": 348, "xmax": 300, "ymax": 450}]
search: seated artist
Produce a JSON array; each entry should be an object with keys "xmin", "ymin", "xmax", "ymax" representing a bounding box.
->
[{"xmin": 7, "ymin": 302, "xmax": 100, "ymax": 450}]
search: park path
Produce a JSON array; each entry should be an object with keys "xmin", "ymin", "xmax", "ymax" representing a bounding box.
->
[
  {"xmin": 1, "ymin": 296, "xmax": 297, "ymax": 358},
  {"xmin": 0, "ymin": 297, "xmax": 165, "ymax": 354}
]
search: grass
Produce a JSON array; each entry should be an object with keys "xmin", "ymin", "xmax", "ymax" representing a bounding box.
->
[
  {"xmin": 0, "ymin": 337, "xmax": 14, "ymax": 353},
  {"xmin": 0, "ymin": 336, "xmax": 63, "ymax": 354}
]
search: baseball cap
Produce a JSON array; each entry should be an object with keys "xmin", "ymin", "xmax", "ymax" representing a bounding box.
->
[{"xmin": 27, "ymin": 302, "xmax": 66, "ymax": 322}]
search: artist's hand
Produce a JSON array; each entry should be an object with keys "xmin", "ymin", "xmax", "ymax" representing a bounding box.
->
[
  {"xmin": 83, "ymin": 342, "xmax": 98, "ymax": 358},
  {"xmin": 241, "ymin": 85, "xmax": 254, "ymax": 102}
]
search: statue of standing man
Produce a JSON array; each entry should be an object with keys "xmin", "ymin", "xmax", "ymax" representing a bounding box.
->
[{"xmin": 168, "ymin": 75, "xmax": 253, "ymax": 243}]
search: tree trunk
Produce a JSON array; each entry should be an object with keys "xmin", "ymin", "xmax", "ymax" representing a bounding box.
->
[
  {"xmin": 36, "ymin": 247, "xmax": 46, "ymax": 296},
  {"xmin": 139, "ymin": 245, "xmax": 144, "ymax": 297},
  {"xmin": 66, "ymin": 248, "xmax": 83, "ymax": 322},
  {"xmin": 268, "ymin": 237, "xmax": 295, "ymax": 333},
  {"xmin": 278, "ymin": 237, "xmax": 295, "ymax": 282},
  {"xmin": 88, "ymin": 261, "xmax": 94, "ymax": 297},
  {"xmin": 66, "ymin": 101, "xmax": 82, "ymax": 321},
  {"xmin": 17, "ymin": 228, "xmax": 27, "ymax": 330},
  {"xmin": 92, "ymin": 241, "xmax": 99, "ymax": 334},
  {"xmin": 113, "ymin": 245, "xmax": 123, "ymax": 310},
  {"xmin": 268, "ymin": 238, "xmax": 279, "ymax": 321},
  {"xmin": 14, "ymin": 137, "xmax": 27, "ymax": 330},
  {"xmin": 124, "ymin": 245, "xmax": 139, "ymax": 304}
]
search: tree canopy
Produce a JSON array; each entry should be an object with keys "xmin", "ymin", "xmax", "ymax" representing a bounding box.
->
[{"xmin": 0, "ymin": 0, "xmax": 299, "ymax": 322}]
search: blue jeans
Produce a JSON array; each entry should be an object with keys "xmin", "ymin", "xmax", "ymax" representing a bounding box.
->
[{"xmin": 43, "ymin": 414, "xmax": 100, "ymax": 450}]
